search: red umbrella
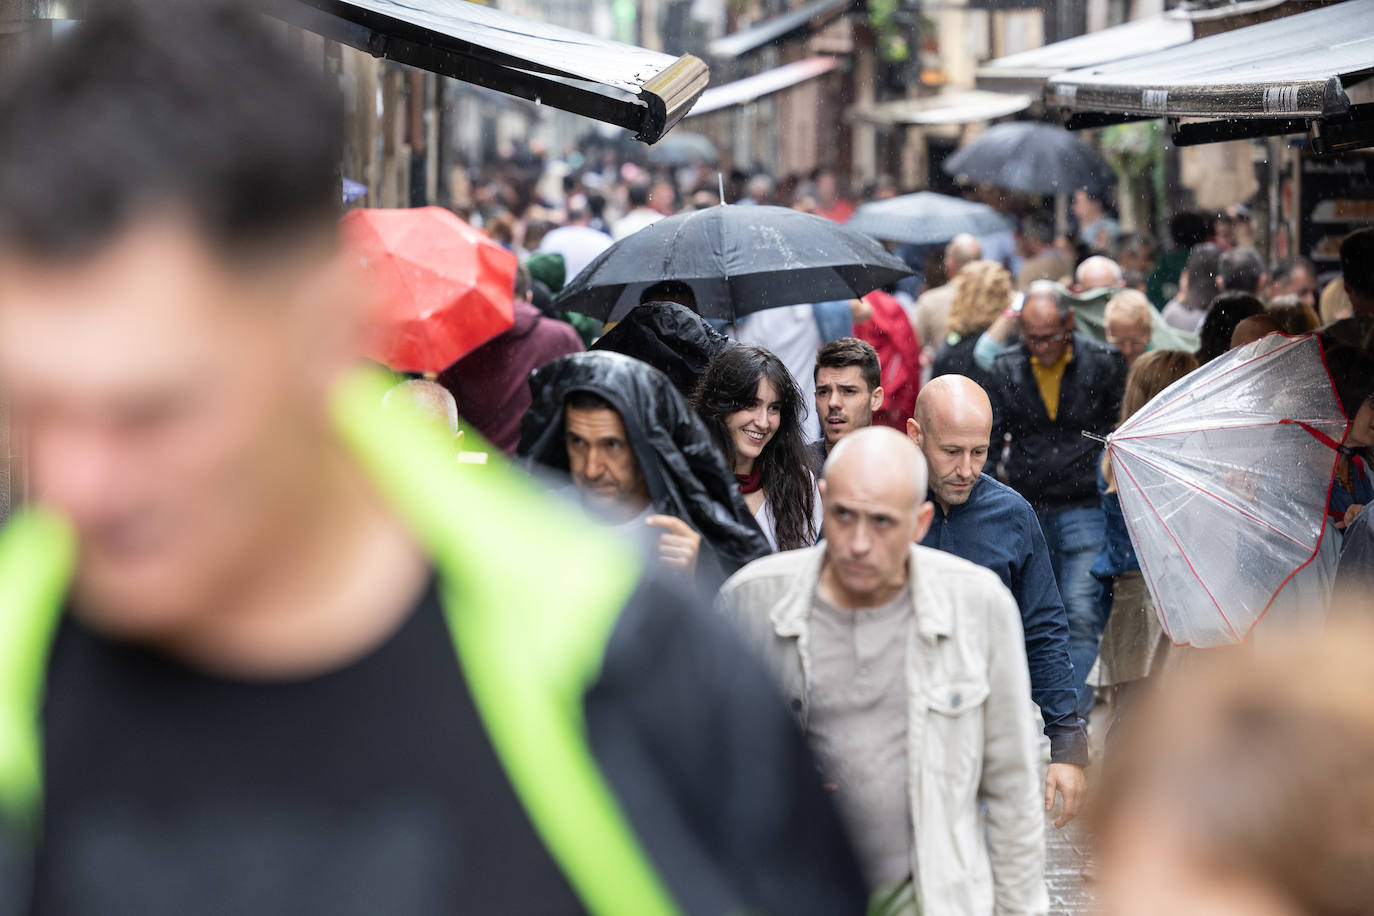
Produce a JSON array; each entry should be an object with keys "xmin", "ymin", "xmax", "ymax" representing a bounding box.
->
[{"xmin": 343, "ymin": 206, "xmax": 516, "ymax": 374}]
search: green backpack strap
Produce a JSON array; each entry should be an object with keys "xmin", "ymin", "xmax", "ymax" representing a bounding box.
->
[
  {"xmin": 0, "ymin": 509, "xmax": 76, "ymax": 828},
  {"xmin": 332, "ymin": 369, "xmax": 682, "ymax": 916}
]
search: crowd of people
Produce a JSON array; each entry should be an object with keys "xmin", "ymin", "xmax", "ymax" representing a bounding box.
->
[{"xmin": 3, "ymin": 5, "xmax": 1374, "ymax": 916}]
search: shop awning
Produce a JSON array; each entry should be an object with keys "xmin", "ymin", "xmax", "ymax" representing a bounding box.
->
[
  {"xmin": 850, "ymin": 89, "xmax": 1032, "ymax": 125},
  {"xmin": 687, "ymin": 56, "xmax": 838, "ymax": 116},
  {"xmin": 1045, "ymin": 0, "xmax": 1374, "ymax": 149},
  {"xmin": 272, "ymin": 0, "xmax": 708, "ymax": 144},
  {"xmin": 707, "ymin": 0, "xmax": 853, "ymax": 59},
  {"xmin": 976, "ymin": 14, "xmax": 1192, "ymax": 93}
]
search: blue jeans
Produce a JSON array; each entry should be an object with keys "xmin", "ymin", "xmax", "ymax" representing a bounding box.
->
[{"xmin": 1037, "ymin": 506, "xmax": 1107, "ymax": 719}]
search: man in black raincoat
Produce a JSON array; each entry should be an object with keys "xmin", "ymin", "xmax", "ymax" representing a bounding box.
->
[{"xmin": 520, "ymin": 351, "xmax": 770, "ymax": 587}]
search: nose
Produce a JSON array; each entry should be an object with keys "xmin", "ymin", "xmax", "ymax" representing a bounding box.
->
[
  {"xmin": 850, "ymin": 519, "xmax": 872, "ymax": 556},
  {"xmin": 33, "ymin": 425, "xmax": 123, "ymax": 529},
  {"xmin": 957, "ymin": 452, "xmax": 973, "ymax": 478},
  {"xmin": 826, "ymin": 389, "xmax": 844, "ymax": 410},
  {"xmin": 584, "ymin": 446, "xmax": 606, "ymax": 480}
]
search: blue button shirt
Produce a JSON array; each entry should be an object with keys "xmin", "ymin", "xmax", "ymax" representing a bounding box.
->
[{"xmin": 920, "ymin": 474, "xmax": 1088, "ymax": 765}]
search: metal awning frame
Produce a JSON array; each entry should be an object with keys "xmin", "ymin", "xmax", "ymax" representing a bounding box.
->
[
  {"xmin": 277, "ymin": 0, "xmax": 708, "ymax": 143},
  {"xmin": 707, "ymin": 0, "xmax": 856, "ymax": 59}
]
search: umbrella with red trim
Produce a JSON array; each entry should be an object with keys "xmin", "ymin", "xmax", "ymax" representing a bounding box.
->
[
  {"xmin": 342, "ymin": 206, "xmax": 516, "ymax": 374},
  {"xmin": 1103, "ymin": 333, "xmax": 1347, "ymax": 648}
]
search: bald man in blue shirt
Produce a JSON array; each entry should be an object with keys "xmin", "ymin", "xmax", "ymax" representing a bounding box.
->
[{"xmin": 909, "ymin": 374, "xmax": 1088, "ymax": 827}]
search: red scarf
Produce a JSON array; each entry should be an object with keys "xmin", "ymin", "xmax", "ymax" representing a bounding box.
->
[{"xmin": 736, "ymin": 466, "xmax": 763, "ymax": 494}]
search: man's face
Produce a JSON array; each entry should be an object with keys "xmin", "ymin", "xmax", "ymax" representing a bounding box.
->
[
  {"xmin": 821, "ymin": 460, "xmax": 931, "ymax": 604},
  {"xmin": 0, "ymin": 216, "xmax": 356, "ymax": 638},
  {"xmin": 1021, "ymin": 298, "xmax": 1074, "ymax": 367},
  {"xmin": 1120, "ymin": 248, "xmax": 1155, "ymax": 275},
  {"xmin": 1071, "ymin": 190, "xmax": 1093, "ymax": 222},
  {"xmin": 1106, "ymin": 318, "xmax": 1151, "ymax": 368},
  {"xmin": 909, "ymin": 408, "xmax": 990, "ymax": 511},
  {"xmin": 815, "ymin": 365, "xmax": 881, "ymax": 447},
  {"xmin": 564, "ymin": 404, "xmax": 649, "ymax": 522},
  {"xmin": 1287, "ymin": 266, "xmax": 1318, "ymax": 309}
]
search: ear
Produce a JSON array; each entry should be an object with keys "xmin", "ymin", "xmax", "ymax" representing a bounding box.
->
[
  {"xmin": 913, "ymin": 500, "xmax": 936, "ymax": 543},
  {"xmin": 870, "ymin": 386, "xmax": 885, "ymax": 412},
  {"xmin": 1065, "ymin": 309, "xmax": 1076, "ymax": 332},
  {"xmin": 906, "ymin": 416, "xmax": 922, "ymax": 447}
]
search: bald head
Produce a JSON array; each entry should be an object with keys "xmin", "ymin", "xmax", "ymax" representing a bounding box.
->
[
  {"xmin": 820, "ymin": 426, "xmax": 934, "ymax": 607},
  {"xmin": 382, "ymin": 378, "xmax": 460, "ymax": 434},
  {"xmin": 824, "ymin": 426, "xmax": 928, "ymax": 510},
  {"xmin": 908, "ymin": 375, "xmax": 993, "ymax": 510},
  {"xmin": 945, "ymin": 233, "xmax": 982, "ymax": 277},
  {"xmin": 1076, "ymin": 255, "xmax": 1124, "ymax": 291},
  {"xmin": 1230, "ymin": 314, "xmax": 1283, "ymax": 350}
]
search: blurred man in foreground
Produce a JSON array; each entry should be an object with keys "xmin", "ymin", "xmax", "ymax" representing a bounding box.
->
[
  {"xmin": 0, "ymin": 7, "xmax": 865, "ymax": 914},
  {"xmin": 717, "ymin": 427, "xmax": 1048, "ymax": 915},
  {"xmin": 1094, "ymin": 622, "xmax": 1374, "ymax": 916}
]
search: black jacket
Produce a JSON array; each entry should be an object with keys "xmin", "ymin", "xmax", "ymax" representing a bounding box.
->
[
  {"xmin": 519, "ymin": 351, "xmax": 771, "ymax": 584},
  {"xmin": 987, "ymin": 332, "xmax": 1126, "ymax": 511},
  {"xmin": 590, "ymin": 301, "xmax": 733, "ymax": 403},
  {"xmin": 931, "ymin": 332, "xmax": 989, "ymax": 390}
]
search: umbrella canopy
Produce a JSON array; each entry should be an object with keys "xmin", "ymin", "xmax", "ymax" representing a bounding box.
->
[
  {"xmin": 846, "ymin": 192, "xmax": 1015, "ymax": 246},
  {"xmin": 645, "ymin": 130, "xmax": 719, "ymax": 165},
  {"xmin": 1106, "ymin": 334, "xmax": 1346, "ymax": 648},
  {"xmin": 343, "ymin": 206, "xmax": 516, "ymax": 374},
  {"xmin": 554, "ymin": 204, "xmax": 912, "ymax": 321},
  {"xmin": 943, "ymin": 121, "xmax": 1115, "ymax": 196}
]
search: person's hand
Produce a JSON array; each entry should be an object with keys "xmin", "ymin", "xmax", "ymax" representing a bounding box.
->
[
  {"xmin": 646, "ymin": 515, "xmax": 701, "ymax": 575},
  {"xmin": 1045, "ymin": 762, "xmax": 1086, "ymax": 829},
  {"xmin": 1338, "ymin": 503, "xmax": 1366, "ymax": 530},
  {"xmin": 849, "ymin": 297, "xmax": 873, "ymax": 324}
]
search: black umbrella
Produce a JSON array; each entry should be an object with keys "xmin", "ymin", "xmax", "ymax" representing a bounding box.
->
[
  {"xmin": 846, "ymin": 192, "xmax": 1015, "ymax": 246},
  {"xmin": 554, "ymin": 204, "xmax": 912, "ymax": 321},
  {"xmin": 943, "ymin": 121, "xmax": 1115, "ymax": 196}
]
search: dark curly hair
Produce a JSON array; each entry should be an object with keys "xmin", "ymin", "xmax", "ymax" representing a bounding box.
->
[{"xmin": 692, "ymin": 345, "xmax": 816, "ymax": 551}]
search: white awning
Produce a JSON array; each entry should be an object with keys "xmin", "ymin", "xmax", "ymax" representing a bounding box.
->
[
  {"xmin": 272, "ymin": 0, "xmax": 709, "ymax": 143},
  {"xmin": 688, "ymin": 57, "xmax": 838, "ymax": 116},
  {"xmin": 976, "ymin": 14, "xmax": 1193, "ymax": 93},
  {"xmin": 849, "ymin": 89, "xmax": 1032, "ymax": 125},
  {"xmin": 706, "ymin": 0, "xmax": 852, "ymax": 59}
]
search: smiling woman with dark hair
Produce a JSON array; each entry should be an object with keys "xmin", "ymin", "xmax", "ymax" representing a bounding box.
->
[{"xmin": 693, "ymin": 346, "xmax": 821, "ymax": 551}]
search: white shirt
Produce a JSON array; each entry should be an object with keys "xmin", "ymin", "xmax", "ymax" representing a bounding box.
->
[{"xmin": 539, "ymin": 225, "xmax": 613, "ymax": 285}]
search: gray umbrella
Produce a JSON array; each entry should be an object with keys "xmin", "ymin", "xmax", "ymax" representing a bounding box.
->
[
  {"xmin": 554, "ymin": 204, "xmax": 912, "ymax": 322},
  {"xmin": 646, "ymin": 130, "xmax": 719, "ymax": 166},
  {"xmin": 846, "ymin": 192, "xmax": 1015, "ymax": 246},
  {"xmin": 943, "ymin": 121, "xmax": 1115, "ymax": 196}
]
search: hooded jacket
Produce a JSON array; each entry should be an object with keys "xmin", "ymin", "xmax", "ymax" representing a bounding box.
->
[
  {"xmin": 519, "ymin": 351, "xmax": 770, "ymax": 584},
  {"xmin": 590, "ymin": 302, "xmax": 733, "ymax": 402}
]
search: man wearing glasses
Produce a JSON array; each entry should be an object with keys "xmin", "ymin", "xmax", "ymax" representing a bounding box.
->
[{"xmin": 986, "ymin": 282, "xmax": 1126, "ymax": 721}]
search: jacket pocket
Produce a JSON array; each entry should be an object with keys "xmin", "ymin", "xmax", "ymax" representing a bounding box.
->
[{"xmin": 923, "ymin": 679, "xmax": 990, "ymax": 779}]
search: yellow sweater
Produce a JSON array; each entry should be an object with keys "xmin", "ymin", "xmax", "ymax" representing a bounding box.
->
[{"xmin": 1030, "ymin": 344, "xmax": 1072, "ymax": 421}]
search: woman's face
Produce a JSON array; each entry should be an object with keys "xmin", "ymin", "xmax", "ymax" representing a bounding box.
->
[
  {"xmin": 726, "ymin": 376, "xmax": 782, "ymax": 471},
  {"xmin": 1349, "ymin": 396, "xmax": 1374, "ymax": 448}
]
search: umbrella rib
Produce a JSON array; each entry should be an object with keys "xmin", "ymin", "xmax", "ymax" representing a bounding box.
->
[
  {"xmin": 1127, "ymin": 335, "xmax": 1308, "ymax": 429},
  {"xmin": 1123, "ymin": 448, "xmax": 1312, "ymax": 551},
  {"xmin": 1111, "ymin": 419, "xmax": 1331, "ymax": 442},
  {"xmin": 1113, "ymin": 449, "xmax": 1240, "ymax": 642}
]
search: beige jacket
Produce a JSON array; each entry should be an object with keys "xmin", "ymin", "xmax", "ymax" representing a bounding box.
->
[{"xmin": 716, "ymin": 544, "xmax": 1048, "ymax": 916}]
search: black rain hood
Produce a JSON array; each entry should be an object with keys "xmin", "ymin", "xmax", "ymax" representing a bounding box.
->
[
  {"xmin": 589, "ymin": 301, "xmax": 732, "ymax": 402},
  {"xmin": 519, "ymin": 351, "xmax": 770, "ymax": 582}
]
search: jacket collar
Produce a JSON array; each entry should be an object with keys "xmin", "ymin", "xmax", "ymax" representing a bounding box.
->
[{"xmin": 767, "ymin": 543, "xmax": 952, "ymax": 641}]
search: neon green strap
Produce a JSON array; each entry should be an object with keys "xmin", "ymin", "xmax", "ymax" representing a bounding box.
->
[
  {"xmin": 0, "ymin": 510, "xmax": 75, "ymax": 826},
  {"xmin": 332, "ymin": 369, "xmax": 681, "ymax": 916}
]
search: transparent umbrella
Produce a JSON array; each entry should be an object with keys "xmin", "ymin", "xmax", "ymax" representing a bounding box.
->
[{"xmin": 1105, "ymin": 334, "xmax": 1347, "ymax": 648}]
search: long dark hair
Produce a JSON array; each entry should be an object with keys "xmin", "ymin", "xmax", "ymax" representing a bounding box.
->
[{"xmin": 692, "ymin": 345, "xmax": 816, "ymax": 550}]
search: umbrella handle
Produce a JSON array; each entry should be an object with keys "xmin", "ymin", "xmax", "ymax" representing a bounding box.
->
[{"xmin": 1081, "ymin": 430, "xmax": 1108, "ymax": 445}]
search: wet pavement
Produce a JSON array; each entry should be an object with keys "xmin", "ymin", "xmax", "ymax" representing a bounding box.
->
[{"xmin": 1041, "ymin": 699, "xmax": 1105, "ymax": 914}]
